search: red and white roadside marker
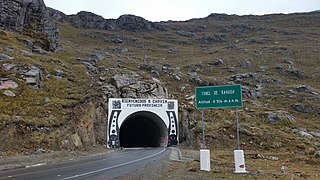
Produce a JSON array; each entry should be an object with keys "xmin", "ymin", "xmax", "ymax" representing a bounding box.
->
[{"xmin": 234, "ymin": 150, "xmax": 249, "ymax": 173}]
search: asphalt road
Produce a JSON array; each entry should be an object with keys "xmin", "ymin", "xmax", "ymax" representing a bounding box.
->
[{"xmin": 0, "ymin": 147, "xmax": 169, "ymax": 180}]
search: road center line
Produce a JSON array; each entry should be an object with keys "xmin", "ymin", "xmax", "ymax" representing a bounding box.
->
[
  {"xmin": 0, "ymin": 149, "xmax": 143, "ymax": 179},
  {"xmin": 61, "ymin": 148, "xmax": 166, "ymax": 180}
]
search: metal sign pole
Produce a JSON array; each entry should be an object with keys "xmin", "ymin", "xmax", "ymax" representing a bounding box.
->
[
  {"xmin": 200, "ymin": 108, "xmax": 210, "ymax": 171},
  {"xmin": 196, "ymin": 85, "xmax": 243, "ymax": 172},
  {"xmin": 202, "ymin": 109, "xmax": 205, "ymax": 148},
  {"xmin": 234, "ymin": 108, "xmax": 248, "ymax": 173},
  {"xmin": 236, "ymin": 109, "xmax": 240, "ymax": 150}
]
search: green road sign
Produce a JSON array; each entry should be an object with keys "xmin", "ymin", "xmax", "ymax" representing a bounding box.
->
[{"xmin": 196, "ymin": 84, "xmax": 243, "ymax": 109}]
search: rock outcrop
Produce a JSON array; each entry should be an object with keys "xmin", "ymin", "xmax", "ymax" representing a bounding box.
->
[
  {"xmin": 47, "ymin": 9, "xmax": 165, "ymax": 32},
  {"xmin": 115, "ymin": 14, "xmax": 165, "ymax": 32},
  {"xmin": 47, "ymin": 7, "xmax": 68, "ymax": 22},
  {"xmin": 102, "ymin": 72, "xmax": 169, "ymax": 99},
  {"xmin": 68, "ymin": 11, "xmax": 114, "ymax": 30},
  {"xmin": 0, "ymin": 0, "xmax": 60, "ymax": 51},
  {"xmin": 67, "ymin": 98, "xmax": 107, "ymax": 149}
]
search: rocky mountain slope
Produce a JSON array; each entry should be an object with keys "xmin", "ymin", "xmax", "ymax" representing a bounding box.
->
[
  {"xmin": 0, "ymin": 0, "xmax": 320, "ymax": 162},
  {"xmin": 0, "ymin": 0, "xmax": 60, "ymax": 52}
]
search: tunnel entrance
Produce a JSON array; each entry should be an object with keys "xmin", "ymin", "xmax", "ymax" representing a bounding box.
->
[
  {"xmin": 119, "ymin": 111, "xmax": 167, "ymax": 148},
  {"xmin": 107, "ymin": 98, "xmax": 178, "ymax": 148}
]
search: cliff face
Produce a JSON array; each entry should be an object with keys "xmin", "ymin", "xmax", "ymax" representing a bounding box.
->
[{"xmin": 0, "ymin": 0, "xmax": 60, "ymax": 51}]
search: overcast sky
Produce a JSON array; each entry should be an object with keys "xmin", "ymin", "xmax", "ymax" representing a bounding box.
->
[{"xmin": 44, "ymin": 0, "xmax": 320, "ymax": 22}]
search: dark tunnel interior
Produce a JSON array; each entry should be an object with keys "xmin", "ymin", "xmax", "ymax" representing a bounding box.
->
[{"xmin": 119, "ymin": 111, "xmax": 167, "ymax": 148}]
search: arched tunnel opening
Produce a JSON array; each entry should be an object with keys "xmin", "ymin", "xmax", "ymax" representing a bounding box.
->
[{"xmin": 119, "ymin": 111, "xmax": 168, "ymax": 148}]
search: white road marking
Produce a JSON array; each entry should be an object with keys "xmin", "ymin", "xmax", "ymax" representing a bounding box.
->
[
  {"xmin": 122, "ymin": 148, "xmax": 144, "ymax": 150},
  {"xmin": 61, "ymin": 148, "xmax": 166, "ymax": 180},
  {"xmin": 25, "ymin": 163, "xmax": 46, "ymax": 168}
]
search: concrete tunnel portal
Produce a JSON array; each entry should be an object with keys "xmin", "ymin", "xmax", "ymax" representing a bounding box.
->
[
  {"xmin": 107, "ymin": 98, "xmax": 178, "ymax": 148},
  {"xmin": 119, "ymin": 111, "xmax": 167, "ymax": 148}
]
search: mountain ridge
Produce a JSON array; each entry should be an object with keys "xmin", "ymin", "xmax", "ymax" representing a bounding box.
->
[
  {"xmin": 0, "ymin": 0, "xmax": 319, "ymax": 169},
  {"xmin": 48, "ymin": 8, "xmax": 165, "ymax": 32}
]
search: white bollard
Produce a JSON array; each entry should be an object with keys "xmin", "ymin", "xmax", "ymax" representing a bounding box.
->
[
  {"xmin": 200, "ymin": 149, "xmax": 210, "ymax": 171},
  {"xmin": 234, "ymin": 150, "xmax": 248, "ymax": 173}
]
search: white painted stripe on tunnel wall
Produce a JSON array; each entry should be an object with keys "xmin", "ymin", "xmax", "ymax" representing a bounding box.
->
[
  {"xmin": 110, "ymin": 111, "xmax": 118, "ymax": 136},
  {"xmin": 169, "ymin": 112, "xmax": 177, "ymax": 135}
]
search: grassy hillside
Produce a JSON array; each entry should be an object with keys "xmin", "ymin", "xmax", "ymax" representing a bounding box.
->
[{"xmin": 0, "ymin": 12, "xmax": 319, "ymax": 160}]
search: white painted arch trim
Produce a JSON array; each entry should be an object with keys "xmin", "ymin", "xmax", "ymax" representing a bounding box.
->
[{"xmin": 107, "ymin": 98, "xmax": 178, "ymax": 148}]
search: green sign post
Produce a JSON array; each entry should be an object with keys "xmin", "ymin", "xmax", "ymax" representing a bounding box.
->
[
  {"xmin": 196, "ymin": 84, "xmax": 243, "ymax": 109},
  {"xmin": 195, "ymin": 84, "xmax": 244, "ymax": 172}
]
